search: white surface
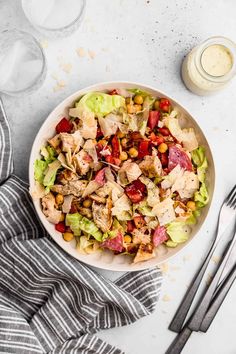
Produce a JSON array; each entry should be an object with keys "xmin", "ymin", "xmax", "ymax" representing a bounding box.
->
[{"xmin": 0, "ymin": 0, "xmax": 236, "ymax": 353}]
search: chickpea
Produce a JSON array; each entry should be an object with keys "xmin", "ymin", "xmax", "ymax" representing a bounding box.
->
[
  {"xmin": 83, "ymin": 199, "xmax": 92, "ymax": 208},
  {"xmin": 120, "ymin": 151, "xmax": 128, "ymax": 161},
  {"xmin": 124, "ymin": 235, "xmax": 132, "ymax": 243},
  {"xmin": 117, "ymin": 130, "xmax": 125, "ymax": 138},
  {"xmin": 134, "ymin": 104, "xmax": 142, "ymax": 113},
  {"xmin": 128, "ymin": 147, "xmax": 139, "ymax": 158},
  {"xmin": 158, "ymin": 142, "xmax": 168, "ymax": 153},
  {"xmin": 126, "ymin": 103, "xmax": 136, "ymax": 114},
  {"xmin": 55, "ymin": 193, "xmax": 64, "ymax": 205},
  {"xmin": 154, "ymin": 100, "xmax": 160, "ymax": 110},
  {"xmin": 63, "ymin": 232, "xmax": 74, "ymax": 242},
  {"xmin": 121, "ymin": 138, "xmax": 128, "ymax": 148},
  {"xmin": 59, "ymin": 213, "xmax": 65, "ymax": 222},
  {"xmin": 187, "ymin": 201, "xmax": 196, "ymax": 211},
  {"xmin": 134, "ymin": 95, "xmax": 144, "ymax": 105}
]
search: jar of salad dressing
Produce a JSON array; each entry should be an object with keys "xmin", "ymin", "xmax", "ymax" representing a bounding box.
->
[{"xmin": 182, "ymin": 37, "xmax": 236, "ymax": 95}]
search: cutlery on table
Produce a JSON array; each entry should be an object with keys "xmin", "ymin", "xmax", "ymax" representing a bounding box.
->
[
  {"xmin": 166, "ymin": 223, "xmax": 236, "ymax": 354},
  {"xmin": 169, "ymin": 185, "xmax": 236, "ymax": 333}
]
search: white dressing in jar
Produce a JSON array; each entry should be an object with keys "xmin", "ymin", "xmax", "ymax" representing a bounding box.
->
[{"xmin": 182, "ymin": 37, "xmax": 236, "ymax": 95}]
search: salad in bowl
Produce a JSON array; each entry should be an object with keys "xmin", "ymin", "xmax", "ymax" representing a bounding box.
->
[{"xmin": 33, "ymin": 87, "xmax": 209, "ymax": 264}]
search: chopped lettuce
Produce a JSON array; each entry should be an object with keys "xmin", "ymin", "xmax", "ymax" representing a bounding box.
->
[
  {"xmin": 77, "ymin": 236, "xmax": 100, "ymax": 254},
  {"xmin": 165, "ymin": 240, "xmax": 178, "ymax": 248},
  {"xmin": 194, "ymin": 182, "xmax": 209, "ymax": 208},
  {"xmin": 43, "ymin": 160, "xmax": 61, "ymax": 189},
  {"xmin": 75, "ymin": 92, "xmax": 125, "ymax": 117},
  {"xmin": 66, "ymin": 213, "xmax": 103, "ymax": 241},
  {"xmin": 191, "ymin": 146, "xmax": 208, "ymax": 183},
  {"xmin": 41, "ymin": 145, "xmax": 56, "ymax": 164},
  {"xmin": 138, "ymin": 201, "xmax": 155, "ymax": 216},
  {"xmin": 166, "ymin": 221, "xmax": 190, "ymax": 244},
  {"xmin": 128, "ymin": 88, "xmax": 153, "ymax": 99},
  {"xmin": 34, "ymin": 160, "xmax": 48, "ymax": 184}
]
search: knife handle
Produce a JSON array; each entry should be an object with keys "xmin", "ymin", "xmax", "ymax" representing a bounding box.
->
[
  {"xmin": 165, "ymin": 327, "xmax": 192, "ymax": 354},
  {"xmin": 200, "ymin": 263, "xmax": 236, "ymax": 332}
]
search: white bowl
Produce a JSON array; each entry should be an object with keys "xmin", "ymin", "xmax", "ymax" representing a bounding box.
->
[{"xmin": 29, "ymin": 81, "xmax": 215, "ymax": 271}]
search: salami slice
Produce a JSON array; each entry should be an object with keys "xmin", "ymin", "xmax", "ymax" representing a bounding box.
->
[
  {"xmin": 152, "ymin": 226, "xmax": 169, "ymax": 247},
  {"xmin": 94, "ymin": 167, "xmax": 106, "ymax": 185},
  {"xmin": 168, "ymin": 145, "xmax": 192, "ymax": 171},
  {"xmin": 101, "ymin": 231, "xmax": 124, "ymax": 252}
]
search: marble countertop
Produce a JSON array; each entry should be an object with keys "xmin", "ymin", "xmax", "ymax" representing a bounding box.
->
[{"xmin": 1, "ymin": 0, "xmax": 236, "ymax": 353}]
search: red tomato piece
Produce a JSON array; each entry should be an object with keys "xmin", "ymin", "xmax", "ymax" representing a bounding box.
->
[
  {"xmin": 150, "ymin": 133, "xmax": 165, "ymax": 146},
  {"xmin": 113, "ymin": 158, "xmax": 121, "ymax": 166},
  {"xmin": 55, "ymin": 117, "xmax": 72, "ymax": 134},
  {"xmin": 152, "ymin": 226, "xmax": 169, "ymax": 247},
  {"xmin": 148, "ymin": 110, "xmax": 160, "ymax": 129},
  {"xmin": 133, "ymin": 215, "xmax": 146, "ymax": 229},
  {"xmin": 168, "ymin": 145, "xmax": 193, "ymax": 171},
  {"xmin": 138, "ymin": 140, "xmax": 151, "ymax": 158},
  {"xmin": 127, "ymin": 220, "xmax": 135, "ymax": 233},
  {"xmin": 125, "ymin": 179, "xmax": 147, "ymax": 203},
  {"xmin": 55, "ymin": 222, "xmax": 66, "ymax": 233},
  {"xmin": 111, "ymin": 135, "xmax": 120, "ymax": 158},
  {"xmin": 105, "ymin": 155, "xmax": 115, "ymax": 164},
  {"xmin": 158, "ymin": 127, "xmax": 170, "ymax": 136},
  {"xmin": 159, "ymin": 98, "xmax": 171, "ymax": 112},
  {"xmin": 109, "ymin": 89, "xmax": 118, "ymax": 95}
]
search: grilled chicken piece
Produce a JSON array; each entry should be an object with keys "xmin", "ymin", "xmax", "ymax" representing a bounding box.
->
[
  {"xmin": 51, "ymin": 180, "xmax": 87, "ymax": 197},
  {"xmin": 92, "ymin": 197, "xmax": 112, "ymax": 233},
  {"xmin": 48, "ymin": 134, "xmax": 61, "ymax": 149},
  {"xmin": 90, "ymin": 194, "xmax": 106, "ymax": 204},
  {"xmin": 60, "ymin": 131, "xmax": 84, "ymax": 153},
  {"xmin": 73, "ymin": 150, "xmax": 91, "ymax": 175},
  {"xmin": 139, "ymin": 155, "xmax": 162, "ymax": 178},
  {"xmin": 41, "ymin": 193, "xmax": 62, "ymax": 224},
  {"xmin": 57, "ymin": 170, "xmax": 79, "ymax": 185},
  {"xmin": 133, "ymin": 243, "xmax": 155, "ymax": 264}
]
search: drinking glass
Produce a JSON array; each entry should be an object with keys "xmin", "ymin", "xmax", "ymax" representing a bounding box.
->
[
  {"xmin": 21, "ymin": 0, "xmax": 86, "ymax": 38},
  {"xmin": 0, "ymin": 29, "xmax": 47, "ymax": 96}
]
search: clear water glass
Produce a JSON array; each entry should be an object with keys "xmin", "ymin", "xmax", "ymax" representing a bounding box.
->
[
  {"xmin": 0, "ymin": 30, "xmax": 46, "ymax": 96},
  {"xmin": 21, "ymin": 0, "xmax": 86, "ymax": 38}
]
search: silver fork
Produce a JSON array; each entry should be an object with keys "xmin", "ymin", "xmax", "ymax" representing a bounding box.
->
[{"xmin": 169, "ymin": 184, "xmax": 236, "ymax": 333}]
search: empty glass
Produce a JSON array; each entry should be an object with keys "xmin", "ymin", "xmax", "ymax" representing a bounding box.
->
[
  {"xmin": 21, "ymin": 0, "xmax": 86, "ymax": 38},
  {"xmin": 0, "ymin": 30, "xmax": 46, "ymax": 96}
]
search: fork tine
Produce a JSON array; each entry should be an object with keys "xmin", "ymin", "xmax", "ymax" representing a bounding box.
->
[{"xmin": 226, "ymin": 185, "xmax": 236, "ymax": 207}]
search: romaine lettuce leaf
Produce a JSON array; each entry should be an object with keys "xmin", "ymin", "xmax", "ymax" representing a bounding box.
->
[
  {"xmin": 43, "ymin": 159, "xmax": 61, "ymax": 189},
  {"xmin": 191, "ymin": 146, "xmax": 208, "ymax": 183},
  {"xmin": 166, "ymin": 221, "xmax": 190, "ymax": 244},
  {"xmin": 194, "ymin": 182, "xmax": 209, "ymax": 208},
  {"xmin": 75, "ymin": 92, "xmax": 125, "ymax": 117},
  {"xmin": 34, "ymin": 160, "xmax": 48, "ymax": 184},
  {"xmin": 66, "ymin": 213, "xmax": 103, "ymax": 241}
]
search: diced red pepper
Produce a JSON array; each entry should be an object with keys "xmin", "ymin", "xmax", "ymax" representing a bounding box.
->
[
  {"xmin": 148, "ymin": 110, "xmax": 160, "ymax": 129},
  {"xmin": 109, "ymin": 89, "xmax": 118, "ymax": 95},
  {"xmin": 158, "ymin": 127, "xmax": 170, "ymax": 136},
  {"xmin": 127, "ymin": 220, "xmax": 135, "ymax": 233},
  {"xmin": 55, "ymin": 222, "xmax": 66, "ymax": 233},
  {"xmin": 150, "ymin": 132, "xmax": 165, "ymax": 146},
  {"xmin": 138, "ymin": 140, "xmax": 151, "ymax": 158},
  {"xmin": 159, "ymin": 98, "xmax": 171, "ymax": 112},
  {"xmin": 55, "ymin": 117, "xmax": 72, "ymax": 134},
  {"xmin": 133, "ymin": 215, "xmax": 146, "ymax": 229},
  {"xmin": 125, "ymin": 179, "xmax": 147, "ymax": 203},
  {"xmin": 111, "ymin": 135, "xmax": 120, "ymax": 158}
]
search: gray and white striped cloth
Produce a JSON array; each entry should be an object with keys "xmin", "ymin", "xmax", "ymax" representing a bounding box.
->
[{"xmin": 0, "ymin": 99, "xmax": 162, "ymax": 354}]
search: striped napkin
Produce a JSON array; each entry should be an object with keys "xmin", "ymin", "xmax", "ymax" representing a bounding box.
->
[{"xmin": 0, "ymin": 99, "xmax": 162, "ymax": 354}]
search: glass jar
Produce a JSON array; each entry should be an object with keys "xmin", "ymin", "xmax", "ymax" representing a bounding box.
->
[{"xmin": 181, "ymin": 36, "xmax": 236, "ymax": 95}]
